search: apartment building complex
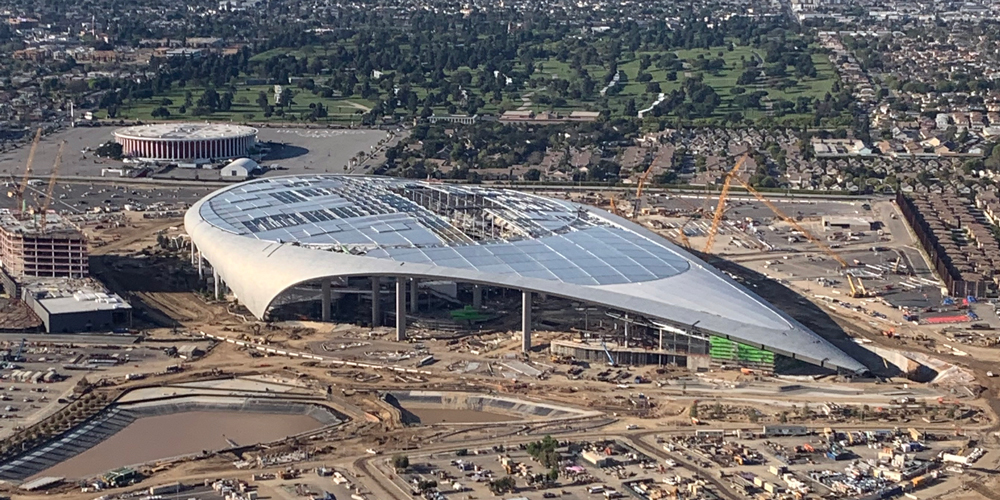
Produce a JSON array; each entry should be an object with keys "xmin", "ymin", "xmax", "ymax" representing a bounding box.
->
[{"xmin": 0, "ymin": 211, "xmax": 88, "ymax": 279}]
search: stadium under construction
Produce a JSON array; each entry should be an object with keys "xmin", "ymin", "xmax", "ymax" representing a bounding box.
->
[{"xmin": 185, "ymin": 175, "xmax": 867, "ymax": 374}]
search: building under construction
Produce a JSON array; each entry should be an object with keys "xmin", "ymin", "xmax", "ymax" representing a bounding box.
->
[{"xmin": 0, "ymin": 210, "xmax": 88, "ymax": 280}]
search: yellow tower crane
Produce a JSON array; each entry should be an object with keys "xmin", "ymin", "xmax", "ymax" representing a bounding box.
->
[
  {"xmin": 38, "ymin": 141, "xmax": 65, "ymax": 234},
  {"xmin": 636, "ymin": 162, "xmax": 655, "ymax": 198},
  {"xmin": 702, "ymin": 153, "xmax": 749, "ymax": 253},
  {"xmin": 729, "ymin": 175, "xmax": 849, "ymax": 268},
  {"xmin": 9, "ymin": 128, "xmax": 42, "ymax": 216}
]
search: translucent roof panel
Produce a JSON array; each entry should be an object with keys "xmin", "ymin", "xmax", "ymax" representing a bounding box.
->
[{"xmin": 199, "ymin": 175, "xmax": 690, "ymax": 285}]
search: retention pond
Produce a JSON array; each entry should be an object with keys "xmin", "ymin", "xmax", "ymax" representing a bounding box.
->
[{"xmin": 38, "ymin": 411, "xmax": 323, "ymax": 479}]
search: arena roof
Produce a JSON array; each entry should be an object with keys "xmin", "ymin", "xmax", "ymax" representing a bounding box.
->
[
  {"xmin": 113, "ymin": 123, "xmax": 257, "ymax": 140},
  {"xmin": 186, "ymin": 175, "xmax": 865, "ymax": 373}
]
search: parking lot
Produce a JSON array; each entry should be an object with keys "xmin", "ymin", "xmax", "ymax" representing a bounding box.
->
[{"xmin": 0, "ymin": 338, "xmax": 180, "ymax": 439}]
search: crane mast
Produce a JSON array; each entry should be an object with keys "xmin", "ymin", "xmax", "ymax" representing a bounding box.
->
[
  {"xmin": 703, "ymin": 153, "xmax": 748, "ymax": 253},
  {"xmin": 12, "ymin": 128, "xmax": 42, "ymax": 216},
  {"xmin": 38, "ymin": 141, "xmax": 65, "ymax": 234}
]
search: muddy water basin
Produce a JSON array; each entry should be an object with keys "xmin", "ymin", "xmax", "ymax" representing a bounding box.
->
[{"xmin": 37, "ymin": 410, "xmax": 324, "ymax": 479}]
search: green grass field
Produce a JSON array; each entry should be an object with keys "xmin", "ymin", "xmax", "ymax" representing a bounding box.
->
[{"xmin": 105, "ymin": 40, "xmax": 838, "ymax": 126}]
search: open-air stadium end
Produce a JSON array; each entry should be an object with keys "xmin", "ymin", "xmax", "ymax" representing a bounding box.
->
[{"xmin": 184, "ymin": 175, "xmax": 866, "ymax": 374}]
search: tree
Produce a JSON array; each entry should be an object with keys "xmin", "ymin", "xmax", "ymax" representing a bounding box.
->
[
  {"xmin": 392, "ymin": 454, "xmax": 409, "ymax": 471},
  {"xmin": 524, "ymin": 168, "xmax": 541, "ymax": 181},
  {"xmin": 197, "ymin": 87, "xmax": 221, "ymax": 112},
  {"xmin": 151, "ymin": 106, "xmax": 171, "ymax": 118},
  {"xmin": 689, "ymin": 403, "xmax": 699, "ymax": 419},
  {"xmin": 277, "ymin": 89, "xmax": 295, "ymax": 108},
  {"xmin": 95, "ymin": 142, "xmax": 123, "ymax": 160},
  {"xmin": 488, "ymin": 476, "xmax": 517, "ymax": 495}
]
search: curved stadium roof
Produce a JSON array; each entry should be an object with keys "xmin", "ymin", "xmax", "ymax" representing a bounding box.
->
[{"xmin": 185, "ymin": 175, "xmax": 865, "ymax": 373}]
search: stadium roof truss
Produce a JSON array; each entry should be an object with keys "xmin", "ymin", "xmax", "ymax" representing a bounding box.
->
[{"xmin": 185, "ymin": 175, "xmax": 865, "ymax": 373}]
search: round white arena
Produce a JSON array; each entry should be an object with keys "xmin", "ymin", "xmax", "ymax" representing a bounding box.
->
[{"xmin": 113, "ymin": 123, "xmax": 258, "ymax": 161}]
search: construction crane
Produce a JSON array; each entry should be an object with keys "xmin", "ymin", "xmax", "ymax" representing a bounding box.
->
[
  {"xmin": 846, "ymin": 275, "xmax": 863, "ymax": 298},
  {"xmin": 636, "ymin": 163, "xmax": 655, "ymax": 198},
  {"xmin": 9, "ymin": 128, "xmax": 42, "ymax": 215},
  {"xmin": 12, "ymin": 338, "xmax": 25, "ymax": 362},
  {"xmin": 729, "ymin": 175, "xmax": 849, "ymax": 268},
  {"xmin": 703, "ymin": 153, "xmax": 749, "ymax": 253},
  {"xmin": 609, "ymin": 196, "xmax": 623, "ymax": 217},
  {"xmin": 37, "ymin": 141, "xmax": 65, "ymax": 233},
  {"xmin": 600, "ymin": 340, "xmax": 617, "ymax": 367}
]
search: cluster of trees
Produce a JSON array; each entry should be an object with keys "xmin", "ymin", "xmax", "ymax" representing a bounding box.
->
[
  {"xmin": 526, "ymin": 435, "xmax": 561, "ymax": 469},
  {"xmin": 488, "ymin": 476, "xmax": 517, "ymax": 495},
  {"xmin": 95, "ymin": 141, "xmax": 124, "ymax": 159},
  {"xmin": 384, "ymin": 119, "xmax": 640, "ymax": 181}
]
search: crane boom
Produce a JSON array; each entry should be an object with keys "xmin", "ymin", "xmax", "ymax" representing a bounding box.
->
[
  {"xmin": 39, "ymin": 141, "xmax": 65, "ymax": 233},
  {"xmin": 15, "ymin": 128, "xmax": 42, "ymax": 215},
  {"xmin": 636, "ymin": 162, "xmax": 655, "ymax": 198},
  {"xmin": 609, "ymin": 196, "xmax": 622, "ymax": 216},
  {"xmin": 676, "ymin": 224, "xmax": 691, "ymax": 248},
  {"xmin": 731, "ymin": 176, "xmax": 849, "ymax": 268},
  {"xmin": 703, "ymin": 154, "xmax": 748, "ymax": 253}
]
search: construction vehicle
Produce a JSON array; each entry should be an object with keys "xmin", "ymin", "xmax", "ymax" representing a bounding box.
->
[
  {"xmin": 846, "ymin": 274, "xmax": 859, "ymax": 297},
  {"xmin": 703, "ymin": 154, "xmax": 749, "ymax": 253},
  {"xmin": 8, "ymin": 128, "xmax": 42, "ymax": 215},
  {"xmin": 38, "ymin": 140, "xmax": 65, "ymax": 233}
]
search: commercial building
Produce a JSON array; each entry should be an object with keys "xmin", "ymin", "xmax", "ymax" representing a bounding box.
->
[
  {"xmin": 20, "ymin": 278, "xmax": 131, "ymax": 333},
  {"xmin": 0, "ymin": 211, "xmax": 88, "ymax": 280},
  {"xmin": 186, "ymin": 175, "xmax": 866, "ymax": 374},
  {"xmin": 113, "ymin": 123, "xmax": 258, "ymax": 161}
]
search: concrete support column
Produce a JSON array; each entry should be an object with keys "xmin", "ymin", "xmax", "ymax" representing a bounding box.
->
[
  {"xmin": 213, "ymin": 268, "xmax": 221, "ymax": 300},
  {"xmin": 321, "ymin": 278, "xmax": 331, "ymax": 322},
  {"xmin": 197, "ymin": 250, "xmax": 203, "ymax": 279},
  {"xmin": 409, "ymin": 278, "xmax": 418, "ymax": 313},
  {"xmin": 521, "ymin": 291, "xmax": 532, "ymax": 353},
  {"xmin": 371, "ymin": 276, "xmax": 381, "ymax": 327},
  {"xmin": 472, "ymin": 284, "xmax": 482, "ymax": 309},
  {"xmin": 396, "ymin": 277, "xmax": 406, "ymax": 341}
]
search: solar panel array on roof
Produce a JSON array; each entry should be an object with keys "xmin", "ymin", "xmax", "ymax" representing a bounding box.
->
[{"xmin": 198, "ymin": 175, "xmax": 690, "ymax": 284}]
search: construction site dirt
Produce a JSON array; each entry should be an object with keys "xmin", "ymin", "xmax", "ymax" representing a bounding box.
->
[{"xmin": 0, "ymin": 190, "xmax": 998, "ymax": 500}]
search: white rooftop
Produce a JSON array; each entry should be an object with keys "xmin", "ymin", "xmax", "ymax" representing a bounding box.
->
[
  {"xmin": 24, "ymin": 279, "xmax": 131, "ymax": 315},
  {"xmin": 114, "ymin": 123, "xmax": 257, "ymax": 140}
]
